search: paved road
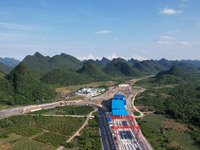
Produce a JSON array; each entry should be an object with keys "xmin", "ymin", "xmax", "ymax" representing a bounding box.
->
[
  {"xmin": 0, "ymin": 107, "xmax": 24, "ymax": 118},
  {"xmin": 0, "ymin": 102, "xmax": 61, "ymax": 118},
  {"xmin": 98, "ymin": 107, "xmax": 116, "ymax": 150}
]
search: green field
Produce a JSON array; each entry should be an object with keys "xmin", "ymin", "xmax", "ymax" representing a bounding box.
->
[
  {"xmin": 64, "ymin": 111, "xmax": 101, "ymax": 150},
  {"xmin": 165, "ymin": 129, "xmax": 200, "ymax": 150},
  {"xmin": 0, "ymin": 105, "xmax": 96, "ymax": 149},
  {"xmin": 29, "ymin": 105, "xmax": 94, "ymax": 115},
  {"xmin": 140, "ymin": 115, "xmax": 163, "ymax": 132},
  {"xmin": 138, "ymin": 115, "xmax": 200, "ymax": 150},
  {"xmin": 0, "ymin": 133, "xmax": 54, "ymax": 150}
]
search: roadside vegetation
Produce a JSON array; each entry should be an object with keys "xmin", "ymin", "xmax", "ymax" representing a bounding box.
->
[
  {"xmin": 29, "ymin": 105, "xmax": 94, "ymax": 115},
  {"xmin": 135, "ymin": 67, "xmax": 200, "ymax": 149},
  {"xmin": 64, "ymin": 111, "xmax": 101, "ymax": 149},
  {"xmin": 0, "ymin": 105, "xmax": 96, "ymax": 149},
  {"xmin": 137, "ymin": 115, "xmax": 200, "ymax": 150}
]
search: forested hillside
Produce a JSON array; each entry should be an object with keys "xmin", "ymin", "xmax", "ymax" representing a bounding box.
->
[
  {"xmin": 78, "ymin": 61, "xmax": 111, "ymax": 81},
  {"xmin": 0, "ymin": 62, "xmax": 12, "ymax": 73},
  {"xmin": 104, "ymin": 60, "xmax": 141, "ymax": 77},
  {"xmin": 0, "ymin": 63, "xmax": 56, "ymax": 105},
  {"xmin": 155, "ymin": 66, "xmax": 192, "ymax": 84},
  {"xmin": 41, "ymin": 69, "xmax": 90, "ymax": 85},
  {"xmin": 22, "ymin": 52, "xmax": 83, "ymax": 75},
  {"xmin": 135, "ymin": 70, "xmax": 200, "ymax": 145}
]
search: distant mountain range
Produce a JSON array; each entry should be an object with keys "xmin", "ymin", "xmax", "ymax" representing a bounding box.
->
[
  {"xmin": 0, "ymin": 57, "xmax": 20, "ymax": 67},
  {"xmin": 0, "ymin": 57, "xmax": 20, "ymax": 73},
  {"xmin": 1, "ymin": 52, "xmax": 200, "ymax": 105},
  {"xmin": 1, "ymin": 52, "xmax": 200, "ymax": 82}
]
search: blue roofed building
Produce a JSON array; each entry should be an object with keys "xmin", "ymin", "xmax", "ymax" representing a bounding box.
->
[
  {"xmin": 112, "ymin": 100, "xmax": 125, "ymax": 110},
  {"xmin": 113, "ymin": 94, "xmax": 124, "ymax": 100},
  {"xmin": 111, "ymin": 95, "xmax": 128, "ymax": 116},
  {"xmin": 112, "ymin": 109, "xmax": 128, "ymax": 116}
]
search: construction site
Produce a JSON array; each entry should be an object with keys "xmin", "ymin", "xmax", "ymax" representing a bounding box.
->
[{"xmin": 107, "ymin": 94, "xmax": 147, "ymax": 150}]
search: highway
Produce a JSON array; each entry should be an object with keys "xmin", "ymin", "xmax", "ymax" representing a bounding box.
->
[{"xmin": 0, "ymin": 77, "xmax": 153, "ymax": 150}]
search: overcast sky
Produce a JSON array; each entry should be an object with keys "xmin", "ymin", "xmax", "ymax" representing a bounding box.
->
[{"xmin": 0, "ymin": 0, "xmax": 200, "ymax": 60}]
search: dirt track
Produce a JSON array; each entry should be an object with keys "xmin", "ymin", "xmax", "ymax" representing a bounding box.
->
[{"xmin": 57, "ymin": 108, "xmax": 97, "ymax": 150}]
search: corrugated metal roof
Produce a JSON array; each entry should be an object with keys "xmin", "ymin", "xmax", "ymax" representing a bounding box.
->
[
  {"xmin": 113, "ymin": 94, "xmax": 124, "ymax": 100},
  {"xmin": 112, "ymin": 109, "xmax": 128, "ymax": 116},
  {"xmin": 112, "ymin": 100, "xmax": 125, "ymax": 109}
]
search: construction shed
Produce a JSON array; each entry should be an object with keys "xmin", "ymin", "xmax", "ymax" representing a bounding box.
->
[
  {"xmin": 112, "ymin": 100, "xmax": 126, "ymax": 110},
  {"xmin": 112, "ymin": 109, "xmax": 128, "ymax": 116},
  {"xmin": 113, "ymin": 94, "xmax": 124, "ymax": 100}
]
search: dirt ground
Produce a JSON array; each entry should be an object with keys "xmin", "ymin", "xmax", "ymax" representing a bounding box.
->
[
  {"xmin": 56, "ymin": 81, "xmax": 116, "ymax": 96},
  {"xmin": 160, "ymin": 93, "xmax": 172, "ymax": 99},
  {"xmin": 0, "ymin": 143, "xmax": 12, "ymax": 150},
  {"xmin": 162, "ymin": 117, "xmax": 191, "ymax": 131},
  {"xmin": 56, "ymin": 89, "xmax": 71, "ymax": 95},
  {"xmin": 136, "ymin": 105, "xmax": 154, "ymax": 112}
]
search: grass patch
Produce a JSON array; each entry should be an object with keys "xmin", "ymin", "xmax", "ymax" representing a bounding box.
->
[
  {"xmin": 0, "ymin": 133, "xmax": 53, "ymax": 150},
  {"xmin": 165, "ymin": 129, "xmax": 200, "ymax": 150},
  {"xmin": 0, "ymin": 115, "xmax": 86, "ymax": 148},
  {"xmin": 140, "ymin": 115, "xmax": 163, "ymax": 132},
  {"xmin": 64, "ymin": 111, "xmax": 101, "ymax": 150},
  {"xmin": 138, "ymin": 115, "xmax": 200, "ymax": 150},
  {"xmin": 134, "ymin": 111, "xmax": 140, "ymax": 116},
  {"xmin": 35, "ymin": 132, "xmax": 66, "ymax": 147},
  {"xmin": 29, "ymin": 105, "xmax": 94, "ymax": 115}
]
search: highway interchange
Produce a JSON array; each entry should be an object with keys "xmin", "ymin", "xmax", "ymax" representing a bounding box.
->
[{"xmin": 0, "ymin": 78, "xmax": 153, "ymax": 150}]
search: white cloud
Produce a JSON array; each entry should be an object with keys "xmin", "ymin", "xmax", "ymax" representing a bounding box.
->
[
  {"xmin": 166, "ymin": 30, "xmax": 174, "ymax": 34},
  {"xmin": 159, "ymin": 8, "xmax": 183, "ymax": 15},
  {"xmin": 113, "ymin": 37, "xmax": 119, "ymax": 41},
  {"xmin": 95, "ymin": 30, "xmax": 112, "ymax": 34},
  {"xmin": 158, "ymin": 36, "xmax": 175, "ymax": 41},
  {"xmin": 178, "ymin": 41, "xmax": 191, "ymax": 46},
  {"xmin": 78, "ymin": 53, "xmax": 94, "ymax": 60},
  {"xmin": 166, "ymin": 29, "xmax": 180, "ymax": 34},
  {"xmin": 132, "ymin": 54, "xmax": 146, "ymax": 61},
  {"xmin": 107, "ymin": 52, "xmax": 117, "ymax": 60},
  {"xmin": 0, "ymin": 22, "xmax": 40, "ymax": 30},
  {"xmin": 157, "ymin": 41, "xmax": 172, "ymax": 45}
]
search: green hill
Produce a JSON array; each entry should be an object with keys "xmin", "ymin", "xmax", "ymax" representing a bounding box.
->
[
  {"xmin": 128, "ymin": 58, "xmax": 138, "ymax": 66},
  {"xmin": 0, "ymin": 70, "xmax": 6, "ymax": 79},
  {"xmin": 133, "ymin": 62, "xmax": 149, "ymax": 72},
  {"xmin": 41, "ymin": 69, "xmax": 90, "ymax": 86},
  {"xmin": 0, "ymin": 78, "xmax": 14, "ymax": 105},
  {"xmin": 22, "ymin": 52, "xmax": 83, "ymax": 75},
  {"xmin": 155, "ymin": 66, "xmax": 191, "ymax": 84},
  {"xmin": 105, "ymin": 61, "xmax": 141, "ymax": 77},
  {"xmin": 172, "ymin": 61, "xmax": 197, "ymax": 73},
  {"xmin": 0, "ymin": 61, "xmax": 12, "ymax": 73},
  {"xmin": 96, "ymin": 57, "xmax": 110, "ymax": 67},
  {"xmin": 158, "ymin": 58, "xmax": 172, "ymax": 68},
  {"xmin": 78, "ymin": 61, "xmax": 111, "ymax": 81},
  {"xmin": 133, "ymin": 60, "xmax": 166, "ymax": 73},
  {"xmin": 6, "ymin": 63, "xmax": 56, "ymax": 105},
  {"xmin": 141, "ymin": 60, "xmax": 166, "ymax": 72},
  {"xmin": 22, "ymin": 52, "xmax": 52, "ymax": 75},
  {"xmin": 48, "ymin": 53, "xmax": 83, "ymax": 71}
]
